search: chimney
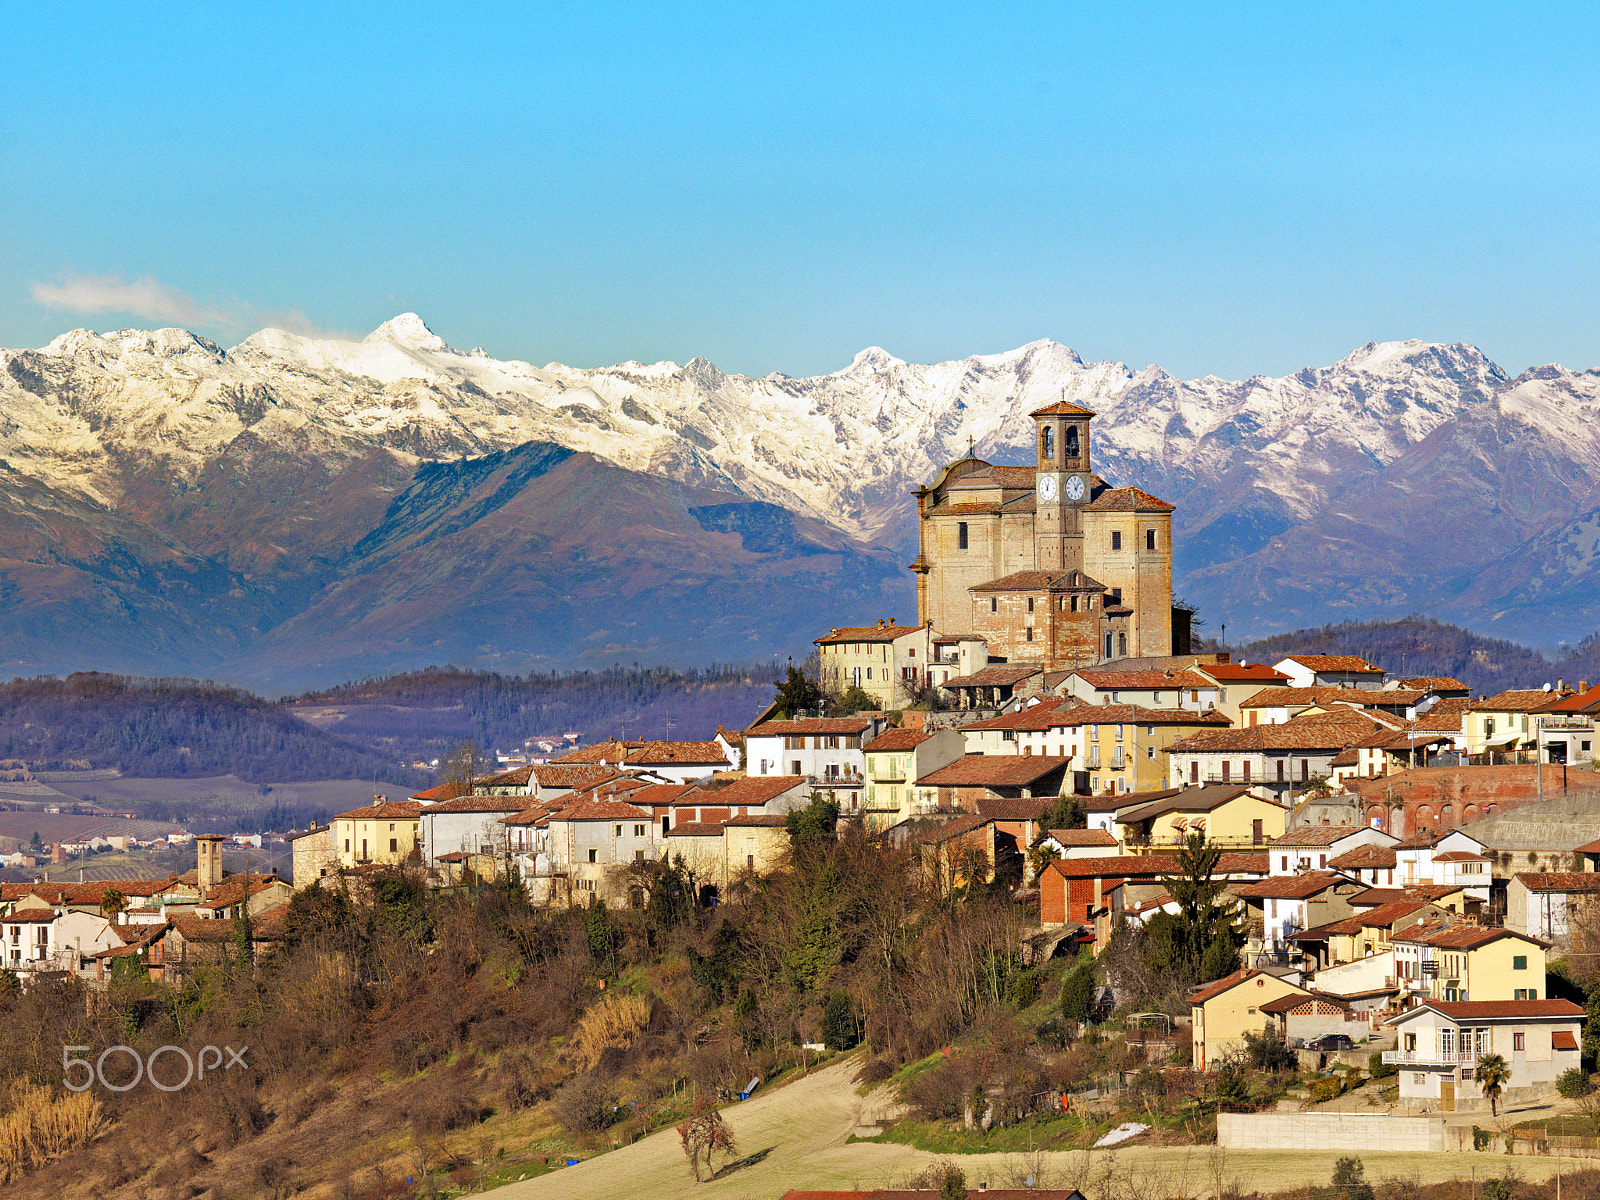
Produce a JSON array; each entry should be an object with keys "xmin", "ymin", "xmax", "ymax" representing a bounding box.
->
[{"xmin": 373, "ymin": 794, "xmax": 384, "ymax": 808}]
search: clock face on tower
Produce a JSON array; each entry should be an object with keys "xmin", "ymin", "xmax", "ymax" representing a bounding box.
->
[
  {"xmin": 1037, "ymin": 474, "xmax": 1058, "ymax": 502},
  {"xmin": 1064, "ymin": 474, "xmax": 1086, "ymax": 501}
]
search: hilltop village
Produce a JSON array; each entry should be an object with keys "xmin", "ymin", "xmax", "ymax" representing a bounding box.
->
[{"xmin": 7, "ymin": 401, "xmax": 1600, "ymax": 1195}]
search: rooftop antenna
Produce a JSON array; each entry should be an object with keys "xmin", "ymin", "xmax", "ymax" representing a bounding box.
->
[{"xmin": 664, "ymin": 706, "xmax": 675, "ymax": 740}]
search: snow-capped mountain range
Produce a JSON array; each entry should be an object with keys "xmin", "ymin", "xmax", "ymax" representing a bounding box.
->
[{"xmin": 2, "ymin": 313, "xmax": 1598, "ymax": 688}]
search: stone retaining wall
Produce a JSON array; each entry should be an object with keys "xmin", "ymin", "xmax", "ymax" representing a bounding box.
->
[{"xmin": 1218, "ymin": 1111, "xmax": 1465, "ymax": 1152}]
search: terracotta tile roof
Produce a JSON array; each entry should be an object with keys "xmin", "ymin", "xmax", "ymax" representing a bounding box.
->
[
  {"xmin": 1348, "ymin": 884, "xmax": 1461, "ymax": 906},
  {"xmin": 1048, "ymin": 855, "xmax": 1170, "ymax": 879},
  {"xmin": 333, "ymin": 800, "xmax": 423, "ymax": 821},
  {"xmin": 551, "ymin": 739, "xmax": 644, "ymax": 763},
  {"xmin": 1200, "ymin": 663, "xmax": 1291, "ymax": 683},
  {"xmin": 1167, "ymin": 709, "xmax": 1387, "ymax": 753},
  {"xmin": 1046, "ymin": 828, "xmax": 1118, "ymax": 847},
  {"xmin": 1232, "ymin": 870, "xmax": 1351, "ymax": 900},
  {"xmin": 1029, "ymin": 399, "xmax": 1097, "ymax": 417},
  {"xmin": 1278, "ymin": 655, "xmax": 1384, "ymax": 674},
  {"xmin": 1548, "ymin": 683, "xmax": 1600, "ymax": 713},
  {"xmin": 748, "ymin": 717, "xmax": 875, "ymax": 735},
  {"xmin": 1273, "ymin": 824, "xmax": 1367, "ymax": 848},
  {"xmin": 616, "ymin": 783, "xmax": 701, "ymax": 809},
  {"xmin": 914, "ymin": 756, "xmax": 1071, "ymax": 789},
  {"xmin": 1350, "ymin": 899, "xmax": 1437, "ymax": 929},
  {"xmin": 1395, "ymin": 922, "xmax": 1543, "ymax": 949},
  {"xmin": 1217, "ymin": 852, "xmax": 1271, "ymax": 874},
  {"xmin": 1240, "ymin": 686, "xmax": 1399, "ymax": 710},
  {"xmin": 1394, "ymin": 677, "xmax": 1470, "ymax": 692},
  {"xmin": 919, "ymin": 814, "xmax": 994, "ymax": 844},
  {"xmin": 1329, "ymin": 844, "xmax": 1398, "ymax": 870},
  {"xmin": 1395, "ymin": 999, "xmax": 1585, "ymax": 1021},
  {"xmin": 1393, "ymin": 829, "xmax": 1482, "ymax": 850},
  {"xmin": 1115, "ymin": 784, "xmax": 1263, "ymax": 823},
  {"xmin": 548, "ymin": 798, "xmax": 653, "ymax": 823},
  {"xmin": 1072, "ymin": 668, "xmax": 1211, "ymax": 689},
  {"xmin": 664, "ymin": 822, "xmax": 724, "ymax": 838},
  {"xmin": 421, "ymin": 794, "xmax": 534, "ymax": 814},
  {"xmin": 969, "ymin": 570, "xmax": 1107, "ymax": 594},
  {"xmin": 1260, "ymin": 992, "xmax": 1349, "ymax": 1014},
  {"xmin": 976, "ymin": 797, "xmax": 1049, "ymax": 821},
  {"xmin": 962, "ymin": 699, "xmax": 1073, "ymax": 732},
  {"xmin": 529, "ymin": 764, "xmax": 629, "ymax": 790},
  {"xmin": 1470, "ymin": 689, "xmax": 1568, "ymax": 713},
  {"xmin": 1290, "ymin": 916, "xmax": 1365, "ymax": 940},
  {"xmin": 941, "ymin": 665, "xmax": 1044, "ymax": 689},
  {"xmin": 1514, "ymin": 872, "xmax": 1600, "ymax": 893},
  {"xmin": 1574, "ymin": 839, "xmax": 1600, "ymax": 855},
  {"xmin": 477, "ymin": 764, "xmax": 535, "ymax": 788},
  {"xmin": 1046, "ymin": 703, "xmax": 1231, "ymax": 729},
  {"xmin": 691, "ymin": 774, "xmax": 811, "ymax": 808},
  {"xmin": 1412, "ymin": 697, "xmax": 1472, "ymax": 732},
  {"xmin": 1189, "ymin": 967, "xmax": 1306, "ymax": 1006},
  {"xmin": 1432, "ymin": 850, "xmax": 1491, "ymax": 862},
  {"xmin": 1329, "ymin": 748, "xmax": 1358, "ymax": 767},
  {"xmin": 1081, "ymin": 485, "xmax": 1174, "ymax": 513},
  {"xmin": 863, "ymin": 728, "xmax": 935, "ymax": 753},
  {"xmin": 622, "ymin": 741, "xmax": 730, "ymax": 767},
  {"xmin": 194, "ymin": 877, "xmax": 286, "ymax": 911},
  {"xmin": 409, "ymin": 782, "xmax": 465, "ymax": 802},
  {"xmin": 815, "ymin": 623, "xmax": 923, "ymax": 645}
]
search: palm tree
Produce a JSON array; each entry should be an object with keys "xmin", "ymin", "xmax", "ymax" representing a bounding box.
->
[
  {"xmin": 1475, "ymin": 1052, "xmax": 1512, "ymax": 1116},
  {"xmin": 98, "ymin": 887, "xmax": 125, "ymax": 919}
]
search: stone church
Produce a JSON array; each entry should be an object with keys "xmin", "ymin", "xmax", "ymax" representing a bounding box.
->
[{"xmin": 910, "ymin": 401, "xmax": 1181, "ymax": 669}]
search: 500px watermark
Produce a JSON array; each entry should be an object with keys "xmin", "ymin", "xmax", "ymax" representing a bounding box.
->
[{"xmin": 62, "ymin": 1044, "xmax": 248, "ymax": 1092}]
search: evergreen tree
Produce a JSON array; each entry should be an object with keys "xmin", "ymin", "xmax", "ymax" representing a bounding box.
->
[
  {"xmin": 1162, "ymin": 833, "xmax": 1243, "ymax": 979},
  {"xmin": 773, "ymin": 665, "xmax": 822, "ymax": 717}
]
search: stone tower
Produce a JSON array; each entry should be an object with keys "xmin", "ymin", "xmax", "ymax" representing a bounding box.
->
[
  {"xmin": 1030, "ymin": 400, "xmax": 1095, "ymax": 571},
  {"xmin": 196, "ymin": 833, "xmax": 225, "ymax": 898}
]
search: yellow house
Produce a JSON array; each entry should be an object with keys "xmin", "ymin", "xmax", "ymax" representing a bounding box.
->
[
  {"xmin": 1013, "ymin": 703, "xmax": 1234, "ymax": 796},
  {"xmin": 1463, "ymin": 690, "xmax": 1566, "ymax": 757},
  {"xmin": 1115, "ymin": 784, "xmax": 1289, "ymax": 854},
  {"xmin": 331, "ymin": 798, "xmax": 424, "ymax": 869},
  {"xmin": 1391, "ymin": 923, "xmax": 1549, "ymax": 1003},
  {"xmin": 1191, "ymin": 968, "xmax": 1311, "ymax": 1069}
]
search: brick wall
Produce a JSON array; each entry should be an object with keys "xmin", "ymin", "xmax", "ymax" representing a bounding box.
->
[{"xmin": 1349, "ymin": 765, "xmax": 1550, "ymax": 836}]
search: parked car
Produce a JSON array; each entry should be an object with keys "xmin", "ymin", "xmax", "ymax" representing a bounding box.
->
[{"xmin": 1305, "ymin": 1034, "xmax": 1355, "ymax": 1052}]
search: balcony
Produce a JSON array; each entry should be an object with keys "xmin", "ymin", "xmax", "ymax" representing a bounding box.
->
[{"xmin": 1382, "ymin": 1048, "xmax": 1479, "ymax": 1066}]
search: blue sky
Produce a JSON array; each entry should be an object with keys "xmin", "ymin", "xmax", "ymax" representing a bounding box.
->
[{"xmin": 3, "ymin": 2, "xmax": 1598, "ymax": 380}]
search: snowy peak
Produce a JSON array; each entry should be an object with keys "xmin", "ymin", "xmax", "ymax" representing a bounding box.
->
[{"xmin": 365, "ymin": 313, "xmax": 457, "ymax": 355}]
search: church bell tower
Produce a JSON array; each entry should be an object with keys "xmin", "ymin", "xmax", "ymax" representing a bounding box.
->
[{"xmin": 1030, "ymin": 400, "xmax": 1094, "ymax": 571}]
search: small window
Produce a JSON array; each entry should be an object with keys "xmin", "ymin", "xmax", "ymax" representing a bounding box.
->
[
  {"xmin": 615, "ymin": 824, "xmax": 623, "ymax": 837},
  {"xmin": 588, "ymin": 848, "xmax": 598, "ymax": 863},
  {"xmin": 958, "ymin": 522, "xmax": 969, "ymax": 550},
  {"xmin": 1027, "ymin": 596, "xmax": 1034, "ymax": 612},
  {"xmin": 389, "ymin": 838, "xmax": 398, "ymax": 853},
  {"xmin": 1025, "ymin": 627, "xmax": 1033, "ymax": 642},
  {"xmin": 634, "ymin": 824, "xmax": 645, "ymax": 837},
  {"xmin": 1514, "ymin": 1032, "xmax": 1526, "ymax": 1051},
  {"xmin": 1111, "ymin": 531, "xmax": 1122, "ymax": 551},
  {"xmin": 1146, "ymin": 528, "xmax": 1156, "ymax": 551},
  {"xmin": 1513, "ymin": 955, "xmax": 1527, "ymax": 970},
  {"xmin": 990, "ymin": 597, "xmax": 997, "ymax": 613}
]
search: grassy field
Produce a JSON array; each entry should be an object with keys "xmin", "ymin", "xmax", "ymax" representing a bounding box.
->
[{"xmin": 472, "ymin": 1056, "xmax": 1590, "ymax": 1200}]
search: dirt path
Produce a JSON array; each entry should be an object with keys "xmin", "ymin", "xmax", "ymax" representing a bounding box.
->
[{"xmin": 483, "ymin": 1060, "xmax": 1586, "ymax": 1200}]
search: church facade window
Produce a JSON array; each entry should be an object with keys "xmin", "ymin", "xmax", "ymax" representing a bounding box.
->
[
  {"xmin": 1146, "ymin": 528, "xmax": 1156, "ymax": 550},
  {"xmin": 1064, "ymin": 425, "xmax": 1080, "ymax": 458},
  {"xmin": 1111, "ymin": 531, "xmax": 1122, "ymax": 551},
  {"xmin": 1041, "ymin": 426, "xmax": 1054, "ymax": 459},
  {"xmin": 958, "ymin": 522, "xmax": 968, "ymax": 550}
]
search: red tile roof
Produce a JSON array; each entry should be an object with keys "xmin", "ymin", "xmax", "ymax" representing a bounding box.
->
[
  {"xmin": 915, "ymin": 756, "xmax": 1071, "ymax": 789},
  {"xmin": 1044, "ymin": 703, "xmax": 1231, "ymax": 728},
  {"xmin": 1272, "ymin": 824, "xmax": 1368, "ymax": 848},
  {"xmin": 548, "ymin": 799, "xmax": 653, "ymax": 823},
  {"xmin": 1514, "ymin": 872, "xmax": 1600, "ymax": 894},
  {"xmin": 815, "ymin": 623, "xmax": 923, "ymax": 645},
  {"xmin": 477, "ymin": 764, "xmax": 535, "ymax": 788},
  {"xmin": 531, "ymin": 764, "xmax": 628, "ymax": 790},
  {"xmin": 1200, "ymin": 663, "xmax": 1292, "ymax": 683},
  {"xmin": 1168, "ymin": 709, "xmax": 1388, "ymax": 753},
  {"xmin": 616, "ymin": 783, "xmax": 701, "ymax": 809},
  {"xmin": 1329, "ymin": 844, "xmax": 1398, "ymax": 870},
  {"xmin": 863, "ymin": 728, "xmax": 935, "ymax": 753},
  {"xmin": 1188, "ymin": 967, "xmax": 1307, "ymax": 1006},
  {"xmin": 941, "ymin": 665, "xmax": 1044, "ymax": 688},
  {"xmin": 1071, "ymin": 668, "xmax": 1211, "ymax": 689},
  {"xmin": 1278, "ymin": 655, "xmax": 1384, "ymax": 674},
  {"xmin": 1048, "ymin": 855, "xmax": 1170, "ymax": 879},
  {"xmin": 1394, "ymin": 923, "xmax": 1544, "ymax": 949},
  {"xmin": 1216, "ymin": 852, "xmax": 1271, "ymax": 874},
  {"xmin": 1081, "ymin": 486, "xmax": 1174, "ymax": 513},
  {"xmin": 1232, "ymin": 871, "xmax": 1352, "ymax": 900},
  {"xmin": 962, "ymin": 700, "xmax": 1073, "ymax": 732},
  {"xmin": 691, "ymin": 775, "xmax": 812, "ymax": 808},
  {"xmin": 969, "ymin": 570, "xmax": 1107, "ymax": 594},
  {"xmin": 334, "ymin": 800, "xmax": 424, "ymax": 821},
  {"xmin": 1396, "ymin": 999, "xmax": 1585, "ymax": 1021},
  {"xmin": 422, "ymin": 794, "xmax": 534, "ymax": 814},
  {"xmin": 664, "ymin": 822, "xmax": 725, "ymax": 838},
  {"xmin": 919, "ymin": 814, "xmax": 994, "ymax": 844},
  {"xmin": 748, "ymin": 718, "xmax": 876, "ymax": 736},
  {"xmin": 623, "ymin": 741, "xmax": 730, "ymax": 766},
  {"xmin": 1046, "ymin": 828, "xmax": 1118, "ymax": 847},
  {"xmin": 1029, "ymin": 400, "xmax": 1097, "ymax": 417},
  {"xmin": 1470, "ymin": 689, "xmax": 1568, "ymax": 714}
]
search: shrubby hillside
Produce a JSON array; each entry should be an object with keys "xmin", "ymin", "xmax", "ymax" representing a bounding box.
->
[
  {"xmin": 0, "ymin": 673, "xmax": 423, "ymax": 787},
  {"xmin": 1227, "ymin": 615, "xmax": 1600, "ymax": 695}
]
